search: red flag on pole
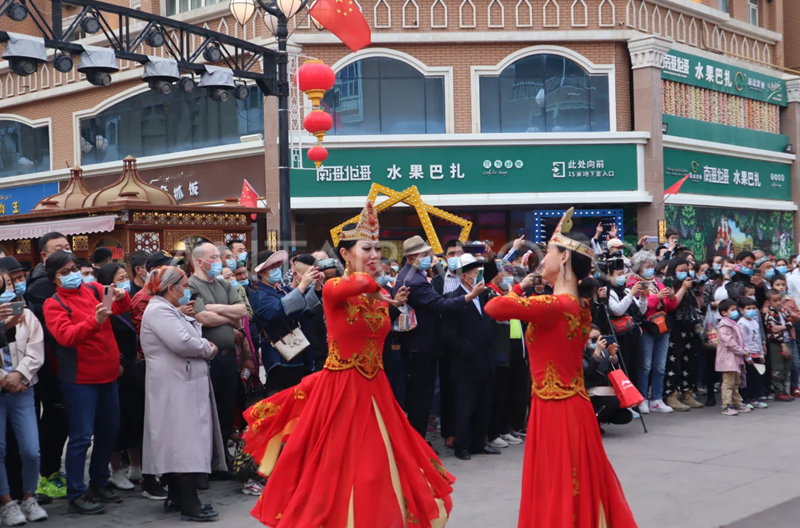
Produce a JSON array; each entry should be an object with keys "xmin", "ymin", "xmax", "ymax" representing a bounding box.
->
[
  {"xmin": 240, "ymin": 179, "xmax": 259, "ymax": 221},
  {"xmin": 664, "ymin": 175, "xmax": 691, "ymax": 197},
  {"xmin": 310, "ymin": 0, "xmax": 371, "ymax": 52}
]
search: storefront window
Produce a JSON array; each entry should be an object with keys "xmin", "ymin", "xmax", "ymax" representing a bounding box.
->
[
  {"xmin": 80, "ymin": 88, "xmax": 263, "ymax": 165},
  {"xmin": 479, "ymin": 54, "xmax": 610, "ymax": 133},
  {"xmin": 323, "ymin": 57, "xmax": 446, "ymax": 135},
  {"xmin": 0, "ymin": 120, "xmax": 50, "ymax": 178}
]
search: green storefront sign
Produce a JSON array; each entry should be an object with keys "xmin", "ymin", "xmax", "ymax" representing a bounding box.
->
[
  {"xmin": 291, "ymin": 144, "xmax": 639, "ymax": 197},
  {"xmin": 662, "ymin": 50, "xmax": 787, "ymax": 106},
  {"xmin": 664, "ymin": 147, "xmax": 791, "ymax": 201}
]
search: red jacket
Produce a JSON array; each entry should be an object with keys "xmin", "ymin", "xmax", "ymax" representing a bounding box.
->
[{"xmin": 43, "ymin": 282, "xmax": 131, "ymax": 384}]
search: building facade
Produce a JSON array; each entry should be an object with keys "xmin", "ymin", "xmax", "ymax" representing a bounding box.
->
[{"xmin": 0, "ymin": 0, "xmax": 798, "ymax": 258}]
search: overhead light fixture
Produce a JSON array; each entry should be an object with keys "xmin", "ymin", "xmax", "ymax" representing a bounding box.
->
[
  {"xmin": 784, "ymin": 144, "xmax": 793, "ymax": 154},
  {"xmin": 144, "ymin": 28, "xmax": 166, "ymax": 48},
  {"xmin": 202, "ymin": 43, "xmax": 224, "ymax": 63},
  {"xmin": 200, "ymin": 65, "xmax": 235, "ymax": 102},
  {"xmin": 277, "ymin": 0, "xmax": 303, "ymax": 19},
  {"xmin": 1, "ymin": 33, "xmax": 47, "ymax": 77},
  {"xmin": 234, "ymin": 81, "xmax": 249, "ymax": 100},
  {"xmin": 179, "ymin": 76, "xmax": 196, "ymax": 93},
  {"xmin": 53, "ymin": 52, "xmax": 74, "ymax": 73},
  {"xmin": 262, "ymin": 12, "xmax": 279, "ymax": 35},
  {"xmin": 80, "ymin": 15, "xmax": 101, "ymax": 34},
  {"xmin": 4, "ymin": 1, "xmax": 28, "ymax": 22},
  {"xmin": 661, "ymin": 122, "xmax": 668, "ymax": 134},
  {"xmin": 229, "ymin": 0, "xmax": 257, "ymax": 26},
  {"xmin": 77, "ymin": 45, "xmax": 119, "ymax": 86},
  {"xmin": 142, "ymin": 55, "xmax": 180, "ymax": 95}
]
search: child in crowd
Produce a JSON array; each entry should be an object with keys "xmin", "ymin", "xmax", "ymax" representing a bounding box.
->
[
  {"xmin": 715, "ymin": 299, "xmax": 750, "ymax": 416},
  {"xmin": 742, "ymin": 284, "xmax": 757, "ymax": 301},
  {"xmin": 763, "ymin": 289, "xmax": 795, "ymax": 401},
  {"xmin": 737, "ymin": 297, "xmax": 768, "ymax": 409},
  {"xmin": 771, "ymin": 275, "xmax": 800, "ymax": 397}
]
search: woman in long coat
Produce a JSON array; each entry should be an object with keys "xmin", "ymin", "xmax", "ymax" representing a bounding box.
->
[{"xmin": 140, "ymin": 266, "xmax": 226, "ymax": 522}]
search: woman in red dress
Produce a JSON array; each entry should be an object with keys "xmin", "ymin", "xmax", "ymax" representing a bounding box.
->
[
  {"xmin": 485, "ymin": 208, "xmax": 637, "ymax": 528},
  {"xmin": 242, "ymin": 201, "xmax": 454, "ymax": 528}
]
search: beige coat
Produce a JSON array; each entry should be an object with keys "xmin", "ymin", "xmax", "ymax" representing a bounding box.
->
[
  {"xmin": 140, "ymin": 295, "xmax": 227, "ymax": 475},
  {"xmin": 0, "ymin": 309, "xmax": 44, "ymax": 388}
]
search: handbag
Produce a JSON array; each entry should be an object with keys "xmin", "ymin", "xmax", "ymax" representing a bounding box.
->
[
  {"xmin": 610, "ymin": 315, "xmax": 636, "ymax": 336},
  {"xmin": 608, "ymin": 367, "xmax": 645, "ymax": 408},
  {"xmin": 392, "ymin": 304, "xmax": 418, "ymax": 332},
  {"xmin": 265, "ymin": 324, "xmax": 310, "ymax": 362},
  {"xmin": 644, "ymin": 311, "xmax": 670, "ymax": 336}
]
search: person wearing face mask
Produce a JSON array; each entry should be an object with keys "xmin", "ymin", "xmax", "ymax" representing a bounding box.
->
[
  {"xmin": 604, "ymin": 262, "xmax": 646, "ymax": 402},
  {"xmin": 42, "ymin": 251, "xmax": 131, "ymax": 515},
  {"xmin": 128, "ymin": 251, "xmax": 150, "ymax": 298},
  {"xmin": 140, "ymin": 266, "xmax": 224, "ymax": 522},
  {"xmin": 79, "ymin": 262, "xmax": 95, "ymax": 285},
  {"xmin": 227, "ymin": 239, "xmax": 249, "ymax": 272},
  {"xmin": 583, "ymin": 325, "xmax": 632, "ymax": 434},
  {"xmin": 725, "ymin": 251, "xmax": 762, "ymax": 306},
  {"xmin": 221, "ymin": 267, "xmax": 253, "ymax": 320},
  {"xmin": 715, "ymin": 299, "xmax": 750, "ymax": 416},
  {"xmin": 189, "ymin": 242, "xmax": 249, "ymax": 452},
  {"xmin": 394, "ymin": 236, "xmax": 489, "ymax": 440},
  {"xmin": 250, "ymin": 250, "xmax": 322, "ymax": 395},
  {"xmin": 289, "ymin": 255, "xmax": 327, "ymax": 374}
]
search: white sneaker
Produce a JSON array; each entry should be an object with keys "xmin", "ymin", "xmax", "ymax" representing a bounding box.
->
[
  {"xmin": 126, "ymin": 466, "xmax": 143, "ymax": 484},
  {"xmin": 649, "ymin": 399, "xmax": 674, "ymax": 413},
  {"xmin": 499, "ymin": 433, "xmax": 523, "ymax": 445},
  {"xmin": 20, "ymin": 498, "xmax": 46, "ymax": 522},
  {"xmin": 487, "ymin": 437, "xmax": 509, "ymax": 448},
  {"xmin": 0, "ymin": 501, "xmax": 26, "ymax": 526},
  {"xmin": 638, "ymin": 401, "xmax": 650, "ymax": 414},
  {"xmin": 109, "ymin": 468, "xmax": 134, "ymax": 490},
  {"xmin": 242, "ymin": 478, "xmax": 264, "ymax": 496}
]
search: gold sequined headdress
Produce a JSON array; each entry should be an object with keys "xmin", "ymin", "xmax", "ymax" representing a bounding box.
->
[
  {"xmin": 339, "ymin": 200, "xmax": 380, "ymax": 242},
  {"xmin": 550, "ymin": 207, "xmax": 594, "ymax": 259}
]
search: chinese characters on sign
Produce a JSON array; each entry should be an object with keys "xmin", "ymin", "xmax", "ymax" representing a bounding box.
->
[
  {"xmin": 663, "ymin": 54, "xmax": 690, "ymax": 76},
  {"xmin": 552, "ymin": 159, "xmax": 613, "ymax": 178},
  {"xmin": 316, "ymin": 165, "xmax": 373, "ymax": 182},
  {"xmin": 158, "ymin": 181, "xmax": 200, "ymax": 201}
]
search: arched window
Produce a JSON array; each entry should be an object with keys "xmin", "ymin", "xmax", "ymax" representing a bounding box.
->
[
  {"xmin": 323, "ymin": 57, "xmax": 446, "ymax": 135},
  {"xmin": 80, "ymin": 88, "xmax": 263, "ymax": 165},
  {"xmin": 0, "ymin": 120, "xmax": 49, "ymax": 178},
  {"xmin": 479, "ymin": 53, "xmax": 610, "ymax": 133}
]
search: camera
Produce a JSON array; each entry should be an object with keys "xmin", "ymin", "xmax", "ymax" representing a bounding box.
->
[{"xmin": 705, "ymin": 267, "xmax": 719, "ymax": 281}]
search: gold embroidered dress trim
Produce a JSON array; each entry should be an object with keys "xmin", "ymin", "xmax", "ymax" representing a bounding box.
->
[
  {"xmin": 532, "ymin": 361, "xmax": 589, "ymax": 401},
  {"xmin": 324, "ymin": 338, "xmax": 384, "ymax": 379}
]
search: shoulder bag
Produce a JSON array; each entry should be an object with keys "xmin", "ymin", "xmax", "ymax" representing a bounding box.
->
[{"xmin": 263, "ymin": 324, "xmax": 310, "ymax": 362}]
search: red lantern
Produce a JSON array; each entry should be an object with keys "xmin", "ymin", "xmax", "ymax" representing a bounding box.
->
[
  {"xmin": 308, "ymin": 145, "xmax": 328, "ymax": 168},
  {"xmin": 297, "ymin": 60, "xmax": 335, "ymax": 108},
  {"xmin": 303, "ymin": 109, "xmax": 333, "ymax": 141}
]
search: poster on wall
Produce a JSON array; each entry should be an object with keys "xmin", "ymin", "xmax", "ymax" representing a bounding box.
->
[{"xmin": 666, "ymin": 206, "xmax": 794, "ymax": 260}]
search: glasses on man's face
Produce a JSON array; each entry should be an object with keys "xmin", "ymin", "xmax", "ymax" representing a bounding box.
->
[{"xmin": 60, "ymin": 267, "xmax": 78, "ymax": 276}]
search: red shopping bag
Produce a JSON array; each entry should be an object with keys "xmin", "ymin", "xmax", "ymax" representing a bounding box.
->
[{"xmin": 608, "ymin": 368, "xmax": 645, "ymax": 408}]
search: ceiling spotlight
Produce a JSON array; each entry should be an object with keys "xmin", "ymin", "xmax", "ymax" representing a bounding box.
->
[
  {"xmin": 2, "ymin": 33, "xmax": 47, "ymax": 78},
  {"xmin": 144, "ymin": 28, "xmax": 165, "ymax": 48},
  {"xmin": 148, "ymin": 79, "xmax": 172, "ymax": 94},
  {"xmin": 77, "ymin": 45, "xmax": 119, "ymax": 87},
  {"xmin": 179, "ymin": 77, "xmax": 196, "ymax": 93},
  {"xmin": 203, "ymin": 44, "xmax": 223, "ymax": 63},
  {"xmin": 233, "ymin": 82, "xmax": 249, "ymax": 100},
  {"xmin": 209, "ymin": 88, "xmax": 230, "ymax": 102},
  {"xmin": 5, "ymin": 2, "xmax": 28, "ymax": 22},
  {"xmin": 53, "ymin": 53, "xmax": 74, "ymax": 73},
  {"xmin": 80, "ymin": 16, "xmax": 101, "ymax": 34},
  {"xmin": 200, "ymin": 65, "xmax": 235, "ymax": 103},
  {"xmin": 85, "ymin": 71, "xmax": 112, "ymax": 86},
  {"xmin": 142, "ymin": 56, "xmax": 179, "ymax": 95}
]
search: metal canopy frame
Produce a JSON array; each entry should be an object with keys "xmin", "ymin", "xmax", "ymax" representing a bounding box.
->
[{"xmin": 0, "ymin": 0, "xmax": 286, "ymax": 96}]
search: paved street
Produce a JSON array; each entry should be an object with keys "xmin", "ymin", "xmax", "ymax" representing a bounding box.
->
[{"xmin": 41, "ymin": 400, "xmax": 800, "ymax": 528}]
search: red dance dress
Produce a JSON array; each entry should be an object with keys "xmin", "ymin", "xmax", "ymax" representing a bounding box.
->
[
  {"xmin": 243, "ymin": 272, "xmax": 454, "ymax": 528},
  {"xmin": 485, "ymin": 293, "xmax": 637, "ymax": 528}
]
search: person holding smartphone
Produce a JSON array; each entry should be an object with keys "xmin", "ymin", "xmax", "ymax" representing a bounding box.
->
[{"xmin": 583, "ymin": 325, "xmax": 632, "ymax": 434}]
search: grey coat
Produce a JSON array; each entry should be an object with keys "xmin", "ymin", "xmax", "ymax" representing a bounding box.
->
[{"xmin": 140, "ymin": 295, "xmax": 227, "ymax": 475}]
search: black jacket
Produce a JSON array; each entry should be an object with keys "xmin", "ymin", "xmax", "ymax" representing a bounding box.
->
[
  {"xmin": 24, "ymin": 263, "xmax": 57, "ymax": 377},
  {"xmin": 432, "ymin": 261, "xmax": 499, "ymax": 296},
  {"xmin": 441, "ymin": 288, "xmax": 497, "ymax": 380}
]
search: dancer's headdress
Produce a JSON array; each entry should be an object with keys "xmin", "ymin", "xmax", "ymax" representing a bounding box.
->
[
  {"xmin": 550, "ymin": 207, "xmax": 594, "ymax": 259},
  {"xmin": 339, "ymin": 200, "xmax": 380, "ymax": 242}
]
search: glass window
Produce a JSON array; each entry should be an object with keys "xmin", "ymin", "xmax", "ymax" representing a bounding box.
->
[
  {"xmin": 79, "ymin": 88, "xmax": 263, "ymax": 165},
  {"xmin": 748, "ymin": 0, "xmax": 758, "ymax": 26},
  {"xmin": 720, "ymin": 0, "xmax": 728, "ymax": 13},
  {"xmin": 479, "ymin": 54, "xmax": 610, "ymax": 133},
  {"xmin": 0, "ymin": 121, "xmax": 49, "ymax": 178},
  {"xmin": 165, "ymin": 0, "xmax": 215, "ymax": 16},
  {"xmin": 322, "ymin": 57, "xmax": 446, "ymax": 135}
]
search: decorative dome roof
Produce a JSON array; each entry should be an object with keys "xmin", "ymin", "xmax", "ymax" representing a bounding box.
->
[
  {"xmin": 32, "ymin": 166, "xmax": 94, "ymax": 211},
  {"xmin": 83, "ymin": 155, "xmax": 178, "ymax": 208}
]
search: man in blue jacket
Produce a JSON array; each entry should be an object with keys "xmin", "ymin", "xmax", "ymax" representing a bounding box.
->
[{"xmin": 393, "ymin": 236, "xmax": 485, "ymax": 440}]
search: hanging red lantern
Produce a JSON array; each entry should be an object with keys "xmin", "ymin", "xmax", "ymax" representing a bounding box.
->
[
  {"xmin": 303, "ymin": 109, "xmax": 333, "ymax": 141},
  {"xmin": 308, "ymin": 145, "xmax": 329, "ymax": 168},
  {"xmin": 297, "ymin": 60, "xmax": 335, "ymax": 108}
]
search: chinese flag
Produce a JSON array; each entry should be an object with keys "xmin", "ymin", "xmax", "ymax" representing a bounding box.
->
[
  {"xmin": 664, "ymin": 174, "xmax": 691, "ymax": 197},
  {"xmin": 310, "ymin": 0, "xmax": 371, "ymax": 52},
  {"xmin": 240, "ymin": 179, "xmax": 259, "ymax": 221}
]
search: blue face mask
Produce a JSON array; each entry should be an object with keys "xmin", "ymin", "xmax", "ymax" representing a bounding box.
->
[
  {"xmin": 267, "ymin": 268, "xmax": 283, "ymax": 285},
  {"xmin": 417, "ymin": 256, "xmax": 432, "ymax": 271},
  {"xmin": 614, "ymin": 276, "xmax": 627, "ymax": 287},
  {"xmin": 765, "ymin": 269, "xmax": 776, "ymax": 280},
  {"xmin": 745, "ymin": 309, "xmax": 759, "ymax": 319},
  {"xmin": 689, "ymin": 271, "xmax": 695, "ymax": 278},
  {"xmin": 229, "ymin": 278, "xmax": 238, "ymax": 286},
  {"xmin": 13, "ymin": 282, "xmax": 26, "ymax": 297},
  {"xmin": 391, "ymin": 265, "xmax": 399, "ymax": 272},
  {"xmin": 676, "ymin": 271, "xmax": 688, "ymax": 281},
  {"xmin": 588, "ymin": 342, "xmax": 597, "ymax": 350},
  {"xmin": 728, "ymin": 310, "xmax": 740, "ymax": 320},
  {"xmin": 178, "ymin": 288, "xmax": 191, "ymax": 307},
  {"xmin": 0, "ymin": 290, "xmax": 16, "ymax": 303},
  {"xmin": 376, "ymin": 275, "xmax": 391, "ymax": 287},
  {"xmin": 82, "ymin": 275, "xmax": 95, "ymax": 284},
  {"xmin": 642, "ymin": 268, "xmax": 655, "ymax": 279},
  {"xmin": 729, "ymin": 270, "xmax": 736, "ymax": 278},
  {"xmin": 778, "ymin": 266, "xmax": 789, "ymax": 275},
  {"xmin": 713, "ymin": 263, "xmax": 722, "ymax": 271},
  {"xmin": 60, "ymin": 271, "xmax": 83, "ymax": 290},
  {"xmin": 117, "ymin": 281, "xmax": 131, "ymax": 292},
  {"xmin": 447, "ymin": 257, "xmax": 460, "ymax": 272},
  {"xmin": 594, "ymin": 271, "xmax": 602, "ymax": 279},
  {"xmin": 226, "ymin": 259, "xmax": 238, "ymax": 271},
  {"xmin": 740, "ymin": 266, "xmax": 754, "ymax": 276},
  {"xmin": 502, "ymin": 276, "xmax": 515, "ymax": 288},
  {"xmin": 236, "ymin": 279, "xmax": 249, "ymax": 288},
  {"xmin": 207, "ymin": 261, "xmax": 223, "ymax": 279},
  {"xmin": 237, "ymin": 252, "xmax": 248, "ymax": 263},
  {"xmin": 697, "ymin": 274, "xmax": 708, "ymax": 281}
]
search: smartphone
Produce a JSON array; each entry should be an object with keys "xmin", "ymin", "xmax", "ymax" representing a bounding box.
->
[
  {"xmin": 518, "ymin": 228, "xmax": 525, "ymax": 238},
  {"xmin": 663, "ymin": 277, "xmax": 674, "ymax": 289},
  {"xmin": 601, "ymin": 335, "xmax": 617, "ymax": 346},
  {"xmin": 103, "ymin": 285, "xmax": 113, "ymax": 310},
  {"xmin": 190, "ymin": 292, "xmax": 200, "ymax": 302},
  {"xmin": 645, "ymin": 236, "xmax": 658, "ymax": 244},
  {"xmin": 754, "ymin": 269, "xmax": 762, "ymax": 277},
  {"xmin": 464, "ymin": 244, "xmax": 485, "ymax": 255},
  {"xmin": 9, "ymin": 302, "xmax": 24, "ymax": 316},
  {"xmin": 476, "ymin": 268, "xmax": 484, "ymax": 284},
  {"xmin": 533, "ymin": 275, "xmax": 543, "ymax": 286}
]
